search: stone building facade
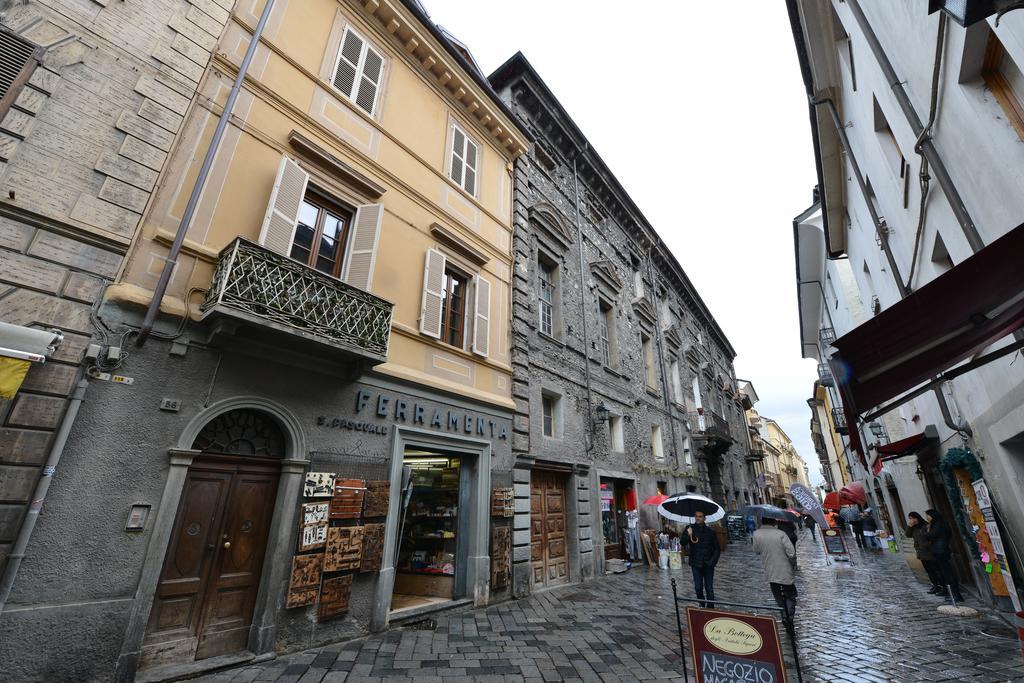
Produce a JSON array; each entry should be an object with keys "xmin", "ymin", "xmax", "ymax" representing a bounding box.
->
[
  {"xmin": 489, "ymin": 54, "xmax": 757, "ymax": 597},
  {"xmin": 0, "ymin": 0, "xmax": 231, "ymax": 591}
]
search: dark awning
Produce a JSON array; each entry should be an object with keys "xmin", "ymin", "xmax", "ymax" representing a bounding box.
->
[
  {"xmin": 830, "ymin": 221, "xmax": 1024, "ymax": 414},
  {"xmin": 877, "ymin": 433, "xmax": 927, "ymax": 456}
]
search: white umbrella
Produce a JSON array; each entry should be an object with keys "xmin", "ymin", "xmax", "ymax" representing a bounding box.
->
[{"xmin": 656, "ymin": 493, "xmax": 725, "ymax": 524}]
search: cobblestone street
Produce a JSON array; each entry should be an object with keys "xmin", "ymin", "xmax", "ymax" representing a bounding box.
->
[{"xmin": 193, "ymin": 530, "xmax": 1024, "ymax": 683}]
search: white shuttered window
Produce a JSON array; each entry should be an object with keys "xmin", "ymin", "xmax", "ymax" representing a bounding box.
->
[
  {"xmin": 258, "ymin": 156, "xmax": 310, "ymax": 256},
  {"xmin": 449, "ymin": 125, "xmax": 478, "ymax": 196},
  {"xmin": 333, "ymin": 27, "xmax": 385, "ymax": 116}
]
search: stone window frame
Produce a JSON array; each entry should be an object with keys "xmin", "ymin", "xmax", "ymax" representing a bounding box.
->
[
  {"xmin": 540, "ymin": 389, "xmax": 562, "ymax": 439},
  {"xmin": 536, "ymin": 246, "xmax": 562, "ymax": 340}
]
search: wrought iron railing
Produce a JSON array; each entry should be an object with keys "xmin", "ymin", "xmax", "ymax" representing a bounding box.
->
[
  {"xmin": 817, "ymin": 362, "xmax": 835, "ymax": 387},
  {"xmin": 819, "ymin": 327, "xmax": 836, "ymax": 347},
  {"xmin": 688, "ymin": 409, "xmax": 731, "ymax": 441},
  {"xmin": 201, "ymin": 238, "xmax": 393, "ymax": 361},
  {"xmin": 831, "ymin": 407, "xmax": 848, "ymax": 434},
  {"xmin": 745, "ymin": 444, "xmax": 766, "ymax": 462}
]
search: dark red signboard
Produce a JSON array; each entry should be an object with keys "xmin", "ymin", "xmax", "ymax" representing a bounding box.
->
[
  {"xmin": 822, "ymin": 528, "xmax": 848, "ymax": 556},
  {"xmin": 687, "ymin": 607, "xmax": 788, "ymax": 683}
]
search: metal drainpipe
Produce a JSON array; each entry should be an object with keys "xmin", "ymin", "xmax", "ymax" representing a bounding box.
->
[
  {"xmin": 572, "ymin": 151, "xmax": 596, "ymax": 451},
  {"xmin": 0, "ymin": 379, "xmax": 88, "ymax": 612},
  {"xmin": 136, "ymin": 0, "xmax": 277, "ymax": 346},
  {"xmin": 810, "ymin": 96, "xmax": 909, "ymax": 299},
  {"xmin": 644, "ymin": 246, "xmax": 681, "ymax": 474},
  {"xmin": 846, "ymin": 0, "xmax": 985, "ymax": 254}
]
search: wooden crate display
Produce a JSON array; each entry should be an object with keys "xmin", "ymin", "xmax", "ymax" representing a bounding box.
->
[
  {"xmin": 318, "ymin": 574, "xmax": 353, "ymax": 620},
  {"xmin": 362, "ymin": 480, "xmax": 390, "ymax": 518},
  {"xmin": 491, "ymin": 526, "xmax": 511, "ymax": 589},
  {"xmin": 360, "ymin": 523, "xmax": 385, "ymax": 572},
  {"xmin": 324, "ymin": 525, "xmax": 364, "ymax": 572},
  {"xmin": 329, "ymin": 478, "xmax": 365, "ymax": 519},
  {"xmin": 491, "ymin": 487, "xmax": 514, "ymax": 517},
  {"xmin": 286, "ymin": 552, "xmax": 323, "ymax": 608}
]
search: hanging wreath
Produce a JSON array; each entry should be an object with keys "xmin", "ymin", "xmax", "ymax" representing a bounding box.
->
[{"xmin": 937, "ymin": 447, "xmax": 984, "ymax": 560}]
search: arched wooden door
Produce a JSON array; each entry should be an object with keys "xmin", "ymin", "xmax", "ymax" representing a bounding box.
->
[{"xmin": 141, "ymin": 410, "xmax": 284, "ymax": 668}]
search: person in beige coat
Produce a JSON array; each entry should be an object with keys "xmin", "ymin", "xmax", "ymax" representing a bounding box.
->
[{"xmin": 753, "ymin": 517, "xmax": 797, "ymax": 630}]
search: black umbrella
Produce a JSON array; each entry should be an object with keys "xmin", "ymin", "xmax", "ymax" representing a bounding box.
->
[
  {"xmin": 657, "ymin": 494, "xmax": 725, "ymax": 524},
  {"xmin": 743, "ymin": 504, "xmax": 800, "ymax": 524}
]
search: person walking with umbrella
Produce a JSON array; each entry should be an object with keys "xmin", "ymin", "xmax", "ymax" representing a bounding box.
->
[
  {"xmin": 681, "ymin": 510, "xmax": 720, "ymax": 609},
  {"xmin": 753, "ymin": 517, "xmax": 798, "ymax": 634}
]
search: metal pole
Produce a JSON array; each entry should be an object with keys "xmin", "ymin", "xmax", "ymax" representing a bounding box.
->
[
  {"xmin": 671, "ymin": 578, "xmax": 689, "ymax": 682},
  {"xmin": 0, "ymin": 379, "xmax": 88, "ymax": 612},
  {"xmin": 788, "ymin": 612, "xmax": 804, "ymax": 683},
  {"xmin": 137, "ymin": 0, "xmax": 278, "ymax": 345}
]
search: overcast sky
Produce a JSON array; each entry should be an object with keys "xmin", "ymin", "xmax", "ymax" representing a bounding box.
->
[{"xmin": 424, "ymin": 1, "xmax": 824, "ymax": 485}]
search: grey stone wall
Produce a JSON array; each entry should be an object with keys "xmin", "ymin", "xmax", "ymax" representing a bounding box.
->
[
  {"xmin": 0, "ymin": 0, "xmax": 231, "ymax": 575},
  {"xmin": 491, "ymin": 58, "xmax": 759, "ymax": 595}
]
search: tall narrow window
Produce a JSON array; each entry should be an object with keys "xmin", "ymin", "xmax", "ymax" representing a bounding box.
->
[
  {"xmin": 608, "ymin": 413, "xmax": 624, "ymax": 452},
  {"xmin": 289, "ymin": 193, "xmax": 351, "ymax": 278},
  {"xmin": 538, "ymin": 257, "xmax": 555, "ymax": 336},
  {"xmin": 984, "ymin": 33, "xmax": 1024, "ymax": 140},
  {"xmin": 441, "ymin": 267, "xmax": 469, "ymax": 348},
  {"xmin": 683, "ymin": 436, "xmax": 692, "ymax": 466},
  {"xmin": 542, "ymin": 394, "xmax": 556, "ymax": 437},
  {"xmin": 670, "ymin": 359, "xmax": 683, "ymax": 405},
  {"xmin": 651, "ymin": 424, "xmax": 664, "ymax": 460},
  {"xmin": 642, "ymin": 333, "xmax": 656, "ymax": 389},
  {"xmin": 332, "ymin": 26, "xmax": 385, "ymax": 116},
  {"xmin": 599, "ymin": 299, "xmax": 615, "ymax": 366},
  {"xmin": 449, "ymin": 125, "xmax": 479, "ymax": 195},
  {"xmin": 633, "ymin": 269, "xmax": 644, "ymax": 298},
  {"xmin": 661, "ymin": 299, "xmax": 674, "ymax": 329}
]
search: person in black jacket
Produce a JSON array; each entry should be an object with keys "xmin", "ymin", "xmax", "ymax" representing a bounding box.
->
[
  {"xmin": 925, "ymin": 509, "xmax": 964, "ymax": 602},
  {"xmin": 682, "ymin": 510, "xmax": 721, "ymax": 608}
]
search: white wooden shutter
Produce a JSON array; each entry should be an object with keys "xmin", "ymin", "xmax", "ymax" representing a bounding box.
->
[
  {"xmin": 333, "ymin": 28, "xmax": 363, "ymax": 98},
  {"xmin": 258, "ymin": 155, "xmax": 309, "ymax": 256},
  {"xmin": 463, "ymin": 137, "xmax": 478, "ymax": 195},
  {"xmin": 341, "ymin": 203, "xmax": 383, "ymax": 291},
  {"xmin": 355, "ymin": 44, "xmax": 384, "ymax": 115},
  {"xmin": 449, "ymin": 127, "xmax": 465, "ymax": 188},
  {"xmin": 419, "ymin": 248, "xmax": 446, "ymax": 338},
  {"xmin": 472, "ymin": 274, "xmax": 490, "ymax": 357}
]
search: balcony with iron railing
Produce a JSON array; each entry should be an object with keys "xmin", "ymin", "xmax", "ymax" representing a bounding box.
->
[
  {"xmin": 817, "ymin": 362, "xmax": 834, "ymax": 387},
  {"xmin": 831, "ymin": 406, "xmax": 848, "ymax": 435},
  {"xmin": 201, "ymin": 238, "xmax": 394, "ymax": 364},
  {"xmin": 819, "ymin": 327, "xmax": 836, "ymax": 347},
  {"xmin": 688, "ymin": 408, "xmax": 732, "ymax": 444},
  {"xmin": 745, "ymin": 442, "xmax": 766, "ymax": 463}
]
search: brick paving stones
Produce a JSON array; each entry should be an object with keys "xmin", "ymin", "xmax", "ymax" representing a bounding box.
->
[{"xmin": 194, "ymin": 529, "xmax": 1024, "ymax": 682}]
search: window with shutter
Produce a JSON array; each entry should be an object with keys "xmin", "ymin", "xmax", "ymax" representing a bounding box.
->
[
  {"xmin": 472, "ymin": 274, "xmax": 490, "ymax": 356},
  {"xmin": 341, "ymin": 203, "xmax": 383, "ymax": 291},
  {"xmin": 331, "ymin": 26, "xmax": 385, "ymax": 116},
  {"xmin": 0, "ymin": 28, "xmax": 41, "ymax": 120},
  {"xmin": 449, "ymin": 124, "xmax": 479, "ymax": 196},
  {"xmin": 419, "ymin": 249, "xmax": 447, "ymax": 339},
  {"xmin": 258, "ymin": 156, "xmax": 310, "ymax": 256}
]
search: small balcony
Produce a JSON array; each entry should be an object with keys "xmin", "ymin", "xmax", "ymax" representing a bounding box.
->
[
  {"xmin": 689, "ymin": 409, "xmax": 733, "ymax": 444},
  {"xmin": 819, "ymin": 327, "xmax": 836, "ymax": 347},
  {"xmin": 201, "ymin": 238, "xmax": 393, "ymax": 364},
  {"xmin": 817, "ymin": 362, "xmax": 835, "ymax": 387},
  {"xmin": 831, "ymin": 407, "xmax": 848, "ymax": 435},
  {"xmin": 745, "ymin": 444, "xmax": 766, "ymax": 463}
]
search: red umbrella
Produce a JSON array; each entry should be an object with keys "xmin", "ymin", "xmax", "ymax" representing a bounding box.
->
[
  {"xmin": 823, "ymin": 491, "xmax": 841, "ymax": 510},
  {"xmin": 643, "ymin": 493, "xmax": 670, "ymax": 506},
  {"xmin": 840, "ymin": 482, "xmax": 868, "ymax": 506}
]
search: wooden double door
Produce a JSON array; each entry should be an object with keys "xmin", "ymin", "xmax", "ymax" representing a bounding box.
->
[
  {"xmin": 530, "ymin": 470, "xmax": 568, "ymax": 588},
  {"xmin": 142, "ymin": 457, "xmax": 280, "ymax": 667}
]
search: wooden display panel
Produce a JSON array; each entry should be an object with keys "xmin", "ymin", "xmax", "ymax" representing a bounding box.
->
[
  {"xmin": 286, "ymin": 552, "xmax": 323, "ymax": 608},
  {"xmin": 360, "ymin": 523, "xmax": 385, "ymax": 572},
  {"xmin": 491, "ymin": 487, "xmax": 514, "ymax": 517},
  {"xmin": 330, "ymin": 478, "xmax": 365, "ymax": 519},
  {"xmin": 318, "ymin": 574, "xmax": 353, "ymax": 620},
  {"xmin": 491, "ymin": 525, "xmax": 511, "ymax": 589},
  {"xmin": 363, "ymin": 480, "xmax": 390, "ymax": 518},
  {"xmin": 324, "ymin": 526, "xmax": 364, "ymax": 571}
]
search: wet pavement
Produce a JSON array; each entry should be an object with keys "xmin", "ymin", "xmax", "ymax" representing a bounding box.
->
[{"xmin": 193, "ymin": 528, "xmax": 1024, "ymax": 682}]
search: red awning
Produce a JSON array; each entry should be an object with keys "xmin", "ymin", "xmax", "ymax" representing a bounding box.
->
[
  {"xmin": 877, "ymin": 433, "xmax": 926, "ymax": 456},
  {"xmin": 830, "ymin": 221, "xmax": 1024, "ymax": 414}
]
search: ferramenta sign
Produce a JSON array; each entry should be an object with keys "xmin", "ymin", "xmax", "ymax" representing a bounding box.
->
[{"xmin": 687, "ymin": 607, "xmax": 788, "ymax": 683}]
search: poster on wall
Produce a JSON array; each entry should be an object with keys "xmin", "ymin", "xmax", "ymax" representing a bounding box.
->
[
  {"xmin": 304, "ymin": 473, "xmax": 336, "ymax": 498},
  {"xmin": 324, "ymin": 526, "xmax": 365, "ymax": 572},
  {"xmin": 972, "ymin": 478, "xmax": 1021, "ymax": 612},
  {"xmin": 318, "ymin": 574, "xmax": 353, "ymax": 620}
]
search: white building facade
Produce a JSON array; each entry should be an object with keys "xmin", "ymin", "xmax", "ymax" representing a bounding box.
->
[{"xmin": 790, "ymin": 0, "xmax": 1024, "ymax": 611}]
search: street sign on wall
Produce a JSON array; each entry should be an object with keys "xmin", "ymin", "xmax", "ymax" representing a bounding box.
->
[{"xmin": 686, "ymin": 607, "xmax": 788, "ymax": 683}]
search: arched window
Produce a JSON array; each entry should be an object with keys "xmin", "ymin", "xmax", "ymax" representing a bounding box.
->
[{"xmin": 192, "ymin": 409, "xmax": 286, "ymax": 457}]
